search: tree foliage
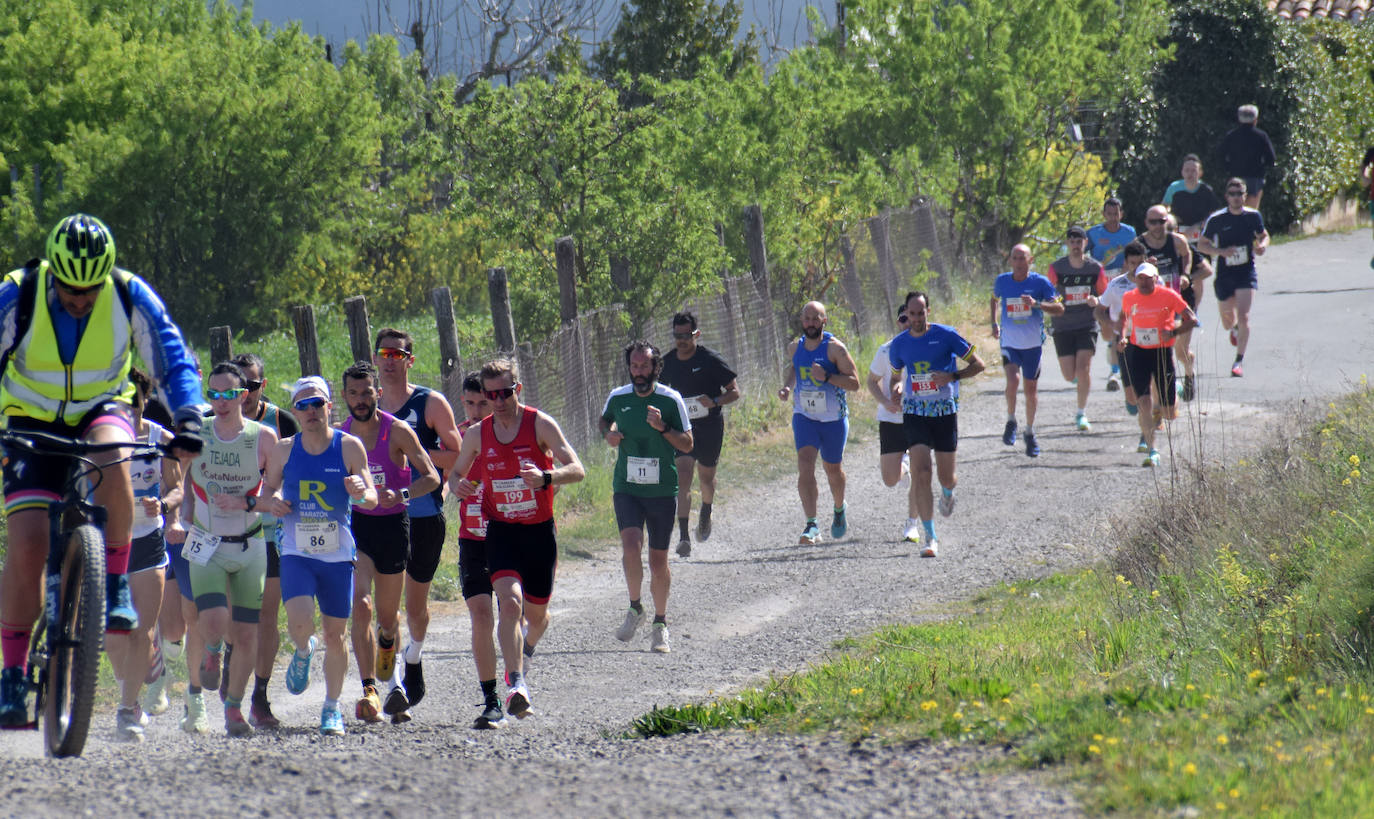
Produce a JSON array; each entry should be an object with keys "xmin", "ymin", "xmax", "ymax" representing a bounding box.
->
[{"xmin": 592, "ymin": 0, "xmax": 758, "ymax": 86}]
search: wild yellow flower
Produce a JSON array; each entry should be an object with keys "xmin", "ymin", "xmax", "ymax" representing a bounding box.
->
[
  {"xmin": 1316, "ymin": 688, "xmax": 1327, "ymax": 696},
  {"xmin": 1088, "ymin": 745, "xmax": 1101, "ymax": 754},
  {"xmin": 1151, "ymin": 589, "xmax": 1160, "ymax": 599},
  {"xmin": 1216, "ymin": 734, "xmax": 1229, "ymax": 745},
  {"xmin": 1093, "ymin": 733, "xmax": 1103, "ymax": 741},
  {"xmin": 1215, "ymin": 803, "xmax": 1227, "ymax": 811},
  {"xmin": 1351, "ymin": 469, "xmax": 1361, "ymax": 479},
  {"xmin": 1230, "ymin": 789, "xmax": 1240, "ymax": 798},
  {"xmin": 920, "ymin": 700, "xmax": 938, "ymax": 711},
  {"xmin": 1248, "ymin": 670, "xmax": 1264, "ymax": 680},
  {"xmin": 1183, "ymin": 762, "xmax": 1197, "ymax": 775},
  {"xmin": 1185, "ymin": 684, "xmax": 1195, "ymax": 691},
  {"xmin": 1107, "ymin": 737, "xmax": 1120, "ymax": 745},
  {"xmin": 1344, "ymin": 478, "xmax": 1353, "ymax": 486},
  {"xmin": 952, "ymin": 711, "xmax": 963, "ymax": 720},
  {"xmin": 1350, "ymin": 455, "xmax": 1361, "ymax": 466},
  {"xmin": 850, "ymin": 687, "xmax": 864, "ymax": 696}
]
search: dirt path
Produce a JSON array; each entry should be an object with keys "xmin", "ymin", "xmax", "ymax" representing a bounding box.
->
[{"xmin": 1, "ymin": 232, "xmax": 1370, "ymax": 817}]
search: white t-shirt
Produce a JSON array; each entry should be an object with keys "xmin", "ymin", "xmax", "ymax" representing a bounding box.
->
[
  {"xmin": 868, "ymin": 341, "xmax": 903, "ymax": 424},
  {"xmin": 1100, "ymin": 273, "xmax": 1134, "ymax": 322}
]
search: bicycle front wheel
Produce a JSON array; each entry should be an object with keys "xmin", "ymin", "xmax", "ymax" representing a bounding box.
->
[{"xmin": 44, "ymin": 524, "xmax": 105, "ymax": 758}]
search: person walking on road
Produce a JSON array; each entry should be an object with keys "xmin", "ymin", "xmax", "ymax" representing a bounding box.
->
[
  {"xmin": 1198, "ymin": 178, "xmax": 1268, "ymax": 378},
  {"xmin": 885, "ymin": 292, "xmax": 984, "ymax": 557},
  {"xmin": 990, "ymin": 244, "xmax": 1064, "ymax": 458},
  {"xmin": 777, "ymin": 301, "xmax": 860, "ymax": 545},
  {"xmin": 658, "ymin": 311, "xmax": 739, "ymax": 558},
  {"xmin": 1217, "ymin": 105, "xmax": 1276, "ymax": 211},
  {"xmin": 449, "ymin": 360, "xmax": 585, "ymax": 723},
  {"xmin": 601, "ymin": 342, "xmax": 693, "ymax": 653}
]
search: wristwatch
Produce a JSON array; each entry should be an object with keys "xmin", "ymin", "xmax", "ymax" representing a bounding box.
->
[
  {"xmin": 245, "ymin": 495, "xmax": 257, "ymax": 511},
  {"xmin": 542, "ymin": 470, "xmax": 553, "ymax": 489},
  {"xmin": 400, "ymin": 488, "xmax": 410, "ymax": 503}
]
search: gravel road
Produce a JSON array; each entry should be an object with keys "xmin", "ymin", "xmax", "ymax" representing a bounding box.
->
[{"xmin": 1, "ymin": 232, "xmax": 1371, "ymax": 817}]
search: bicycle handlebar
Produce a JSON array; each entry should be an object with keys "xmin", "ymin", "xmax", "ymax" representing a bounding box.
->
[{"xmin": 0, "ymin": 429, "xmax": 175, "ymax": 461}]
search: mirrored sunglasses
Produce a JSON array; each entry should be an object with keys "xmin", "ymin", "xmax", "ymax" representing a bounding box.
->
[
  {"xmin": 206, "ymin": 387, "xmax": 247, "ymax": 401},
  {"xmin": 294, "ymin": 396, "xmax": 328, "ymax": 410},
  {"xmin": 483, "ymin": 386, "xmax": 517, "ymax": 401},
  {"xmin": 376, "ymin": 348, "xmax": 412, "ymax": 360}
]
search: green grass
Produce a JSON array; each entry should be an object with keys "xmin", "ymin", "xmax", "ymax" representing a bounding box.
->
[{"xmin": 632, "ymin": 384, "xmax": 1374, "ymax": 816}]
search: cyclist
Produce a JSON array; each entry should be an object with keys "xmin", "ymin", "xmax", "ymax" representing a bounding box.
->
[{"xmin": 0, "ymin": 214, "xmax": 204, "ymax": 727}]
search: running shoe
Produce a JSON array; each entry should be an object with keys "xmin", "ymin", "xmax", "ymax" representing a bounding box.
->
[
  {"xmin": 938, "ymin": 490, "xmax": 956, "ymax": 518},
  {"xmin": 285, "ymin": 636, "xmax": 316, "ymax": 695},
  {"xmin": 142, "ymin": 669, "xmax": 170, "ymax": 716},
  {"xmin": 376, "ymin": 634, "xmax": 397, "ymax": 682},
  {"xmin": 1229, "ymin": 327, "xmax": 1238, "ymax": 347},
  {"xmin": 1125, "ymin": 401, "xmax": 1139, "ymax": 416},
  {"xmin": 1025, "ymin": 432, "xmax": 1040, "ymax": 458},
  {"xmin": 218, "ymin": 642, "xmax": 232, "ymax": 703},
  {"xmin": 901, "ymin": 518, "xmax": 921, "ymax": 543},
  {"xmin": 798, "ymin": 521, "xmax": 821, "ymax": 545},
  {"xmin": 249, "ymin": 699, "xmax": 281, "ymax": 729},
  {"xmin": 115, "ymin": 706, "xmax": 146, "ymax": 743},
  {"xmin": 898, "ymin": 457, "xmax": 910, "ymax": 490},
  {"xmin": 383, "ymin": 685, "xmax": 409, "ymax": 716},
  {"xmin": 1143, "ymin": 450, "xmax": 1160, "ymax": 468},
  {"xmin": 650, "ymin": 622, "xmax": 671, "ymax": 654},
  {"xmin": 505, "ymin": 681, "xmax": 532, "ymax": 719},
  {"xmin": 181, "ymin": 691, "xmax": 208, "ymax": 734},
  {"xmin": 1137, "ymin": 437, "xmax": 1149, "ymax": 453},
  {"xmin": 696, "ymin": 513, "xmax": 712, "ymax": 542},
  {"xmin": 391, "ymin": 709, "xmax": 412, "ymax": 725},
  {"xmin": 105, "ymin": 573, "xmax": 136, "ymax": 633},
  {"xmin": 1105, "ymin": 374, "xmax": 1121, "ymax": 393},
  {"xmin": 1075, "ymin": 412, "xmax": 1090, "ymax": 432},
  {"xmin": 1231, "ymin": 362, "xmax": 1243, "ymax": 378},
  {"xmin": 473, "ymin": 701, "xmax": 505, "ymax": 730},
  {"xmin": 1180, "ymin": 374, "xmax": 1195, "ymax": 402},
  {"xmin": 320, "ymin": 705, "xmax": 345, "ymax": 736},
  {"xmin": 1002, "ymin": 419, "xmax": 1017, "ymax": 446},
  {"xmin": 200, "ymin": 642, "xmax": 223, "ymax": 690},
  {"xmin": 0, "ymin": 666, "xmax": 27, "ymax": 728},
  {"xmin": 225, "ymin": 706, "xmax": 254, "ymax": 738},
  {"xmin": 403, "ymin": 660, "xmax": 425, "ymax": 707},
  {"xmin": 676, "ymin": 537, "xmax": 691, "ymax": 558},
  {"xmin": 615, "ymin": 607, "xmax": 646, "ymax": 642},
  {"xmin": 830, "ymin": 505, "xmax": 848, "ymax": 539},
  {"xmin": 356, "ymin": 685, "xmax": 383, "ymax": 723},
  {"xmin": 921, "ymin": 537, "xmax": 939, "ymax": 559}
]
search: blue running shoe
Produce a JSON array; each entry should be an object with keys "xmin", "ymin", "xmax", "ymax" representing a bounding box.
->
[
  {"xmin": 798, "ymin": 521, "xmax": 821, "ymax": 545},
  {"xmin": 1025, "ymin": 432, "xmax": 1040, "ymax": 458},
  {"xmin": 0, "ymin": 666, "xmax": 29, "ymax": 728},
  {"xmin": 106, "ymin": 573, "xmax": 136, "ymax": 633},
  {"xmin": 1002, "ymin": 419, "xmax": 1017, "ymax": 446},
  {"xmin": 320, "ymin": 704, "xmax": 345, "ymax": 736},
  {"xmin": 830, "ymin": 505, "xmax": 848, "ymax": 539},
  {"xmin": 285, "ymin": 636, "xmax": 316, "ymax": 695}
]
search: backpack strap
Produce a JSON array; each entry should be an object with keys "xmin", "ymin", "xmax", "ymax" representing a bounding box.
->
[{"xmin": 0, "ymin": 260, "xmax": 41, "ymax": 375}]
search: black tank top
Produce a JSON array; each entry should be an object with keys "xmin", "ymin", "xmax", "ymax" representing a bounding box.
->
[
  {"xmin": 1142, "ymin": 233, "xmax": 1185, "ymax": 293},
  {"xmin": 396, "ymin": 386, "xmax": 443, "ymax": 510}
]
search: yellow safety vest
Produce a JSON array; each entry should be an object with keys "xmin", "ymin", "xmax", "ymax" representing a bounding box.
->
[{"xmin": 1, "ymin": 261, "xmax": 135, "ymax": 425}]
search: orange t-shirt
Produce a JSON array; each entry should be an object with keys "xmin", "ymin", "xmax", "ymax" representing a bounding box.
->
[{"xmin": 1121, "ymin": 286, "xmax": 1187, "ymax": 349}]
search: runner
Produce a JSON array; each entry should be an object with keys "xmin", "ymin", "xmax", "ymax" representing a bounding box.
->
[
  {"xmin": 167, "ymin": 361, "xmax": 277, "ymax": 737},
  {"xmin": 990, "ymin": 244, "xmax": 1064, "ymax": 458},
  {"xmin": 1361, "ymin": 147, "xmax": 1374, "ymax": 268},
  {"xmin": 602, "ymin": 341, "xmax": 693, "ymax": 653},
  {"xmin": 1088, "ymin": 197, "xmax": 1137, "ymax": 391},
  {"xmin": 259, "ymin": 376, "xmax": 378, "ymax": 736},
  {"xmin": 1115, "ymin": 263, "xmax": 1198, "ymax": 467},
  {"xmin": 1198, "ymin": 178, "xmax": 1269, "ymax": 378},
  {"xmin": 1094, "ymin": 243, "xmax": 1148, "ymax": 450},
  {"xmin": 339, "ymin": 360, "xmax": 439, "ymax": 725},
  {"xmin": 1163, "ymin": 155, "xmax": 1219, "ymax": 400},
  {"xmin": 0, "ymin": 214, "xmax": 204, "ymax": 727},
  {"xmin": 866, "ymin": 306, "xmax": 913, "ymax": 491},
  {"xmin": 1046, "ymin": 226, "xmax": 1109, "ymax": 432},
  {"xmin": 450, "ymin": 359, "xmax": 585, "ymax": 722},
  {"xmin": 657, "ymin": 311, "xmax": 739, "ymax": 558},
  {"xmin": 776, "ymin": 301, "xmax": 860, "ymax": 545},
  {"xmin": 374, "ymin": 328, "xmax": 462, "ymax": 709},
  {"xmin": 105, "ymin": 368, "xmax": 183, "ymax": 741},
  {"xmin": 231, "ymin": 352, "xmax": 298, "ymax": 727},
  {"xmin": 885, "ymin": 291, "xmax": 984, "ymax": 557},
  {"xmin": 1139, "ymin": 205, "xmax": 1196, "ymax": 398}
]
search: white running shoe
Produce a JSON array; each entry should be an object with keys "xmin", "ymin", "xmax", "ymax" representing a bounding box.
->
[
  {"xmin": 901, "ymin": 519, "xmax": 921, "ymax": 543},
  {"xmin": 650, "ymin": 623, "xmax": 671, "ymax": 654},
  {"xmin": 938, "ymin": 490, "xmax": 955, "ymax": 518},
  {"xmin": 921, "ymin": 538, "xmax": 939, "ymax": 558},
  {"xmin": 115, "ymin": 706, "xmax": 146, "ymax": 743},
  {"xmin": 141, "ymin": 670, "xmax": 170, "ymax": 716},
  {"xmin": 614, "ymin": 607, "xmax": 646, "ymax": 642}
]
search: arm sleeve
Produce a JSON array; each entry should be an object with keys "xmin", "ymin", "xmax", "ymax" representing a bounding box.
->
[{"xmin": 127, "ymin": 275, "xmax": 204, "ymax": 413}]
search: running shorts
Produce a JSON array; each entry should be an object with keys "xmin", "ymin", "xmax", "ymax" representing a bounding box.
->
[
  {"xmin": 2, "ymin": 401, "xmax": 135, "ymax": 515},
  {"xmin": 406, "ymin": 511, "xmax": 446, "ymax": 585},
  {"xmin": 128, "ymin": 529, "xmax": 169, "ymax": 574},
  {"xmin": 1051, "ymin": 329, "xmax": 1097, "ymax": 358},
  {"xmin": 878, "ymin": 421, "xmax": 908, "ymax": 455},
  {"xmin": 902, "ymin": 413, "xmax": 959, "ymax": 454},
  {"xmin": 1214, "ymin": 270, "xmax": 1257, "ymax": 303},
  {"xmin": 352, "ymin": 511, "xmax": 410, "ymax": 576},
  {"xmin": 458, "ymin": 536, "xmax": 493, "ymax": 600},
  {"xmin": 1124, "ymin": 344, "xmax": 1177, "ymax": 409},
  {"xmin": 485, "ymin": 518, "xmax": 558, "ymax": 606},
  {"xmin": 791, "ymin": 414, "xmax": 848, "ymax": 464},
  {"xmin": 187, "ymin": 534, "xmax": 268, "ymax": 623},
  {"xmin": 684, "ymin": 414, "xmax": 725, "ymax": 468},
  {"xmin": 612, "ymin": 493, "xmax": 676, "ymax": 551},
  {"xmin": 1000, "ymin": 346, "xmax": 1044, "ymax": 380},
  {"xmin": 280, "ymin": 555, "xmax": 354, "ymax": 619}
]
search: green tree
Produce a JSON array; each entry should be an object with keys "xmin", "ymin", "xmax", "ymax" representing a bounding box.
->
[{"xmin": 592, "ymin": 0, "xmax": 758, "ymax": 87}]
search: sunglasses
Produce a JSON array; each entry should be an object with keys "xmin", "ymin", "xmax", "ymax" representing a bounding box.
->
[
  {"xmin": 294, "ymin": 397, "xmax": 327, "ymax": 411},
  {"xmin": 897, "ymin": 314, "xmax": 909, "ymax": 324},
  {"xmin": 56, "ymin": 280, "xmax": 103, "ymax": 297},
  {"xmin": 244, "ymin": 379, "xmax": 264, "ymax": 391},
  {"xmin": 483, "ymin": 386, "xmax": 517, "ymax": 401},
  {"xmin": 206, "ymin": 387, "xmax": 247, "ymax": 401},
  {"xmin": 376, "ymin": 348, "xmax": 412, "ymax": 360},
  {"xmin": 1145, "ymin": 219, "xmax": 1165, "ymax": 225},
  {"xmin": 672, "ymin": 332, "xmax": 695, "ymax": 340}
]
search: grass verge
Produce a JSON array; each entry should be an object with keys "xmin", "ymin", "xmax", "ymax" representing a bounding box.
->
[{"xmin": 632, "ymin": 385, "xmax": 1374, "ymax": 816}]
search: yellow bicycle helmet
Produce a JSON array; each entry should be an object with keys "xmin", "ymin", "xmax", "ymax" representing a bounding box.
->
[{"xmin": 46, "ymin": 214, "xmax": 116, "ymax": 286}]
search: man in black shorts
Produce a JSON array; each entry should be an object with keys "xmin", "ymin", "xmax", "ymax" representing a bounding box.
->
[
  {"xmin": 1139, "ymin": 206, "xmax": 1196, "ymax": 400},
  {"xmin": 1198, "ymin": 179, "xmax": 1269, "ymax": 378},
  {"xmin": 1047, "ymin": 225, "xmax": 1109, "ymax": 432},
  {"xmin": 658, "ymin": 311, "xmax": 739, "ymax": 558},
  {"xmin": 865, "ymin": 306, "xmax": 912, "ymax": 490}
]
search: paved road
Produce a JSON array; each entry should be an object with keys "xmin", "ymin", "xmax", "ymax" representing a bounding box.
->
[{"xmin": 0, "ymin": 230, "xmax": 1368, "ymax": 817}]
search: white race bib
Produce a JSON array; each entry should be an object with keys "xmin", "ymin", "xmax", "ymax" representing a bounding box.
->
[
  {"xmin": 1226, "ymin": 245, "xmax": 1249, "ymax": 265},
  {"xmin": 491, "ymin": 477, "xmax": 537, "ymax": 516},
  {"xmin": 295, "ymin": 518, "xmax": 340, "ymax": 555},
  {"xmin": 1134, "ymin": 327, "xmax": 1161, "ymax": 347},
  {"xmin": 1064, "ymin": 285, "xmax": 1092, "ymax": 305},
  {"xmin": 1182, "ymin": 224, "xmax": 1202, "ymax": 243},
  {"xmin": 799, "ymin": 389, "xmax": 826, "ymax": 415},
  {"xmin": 182, "ymin": 528, "xmax": 219, "ymax": 566},
  {"xmin": 369, "ymin": 464, "xmax": 387, "ymax": 488},
  {"xmin": 626, "ymin": 456, "xmax": 660, "ymax": 485},
  {"xmin": 685, "ymin": 397, "xmax": 710, "ymax": 420},
  {"xmin": 1005, "ymin": 299, "xmax": 1032, "ymax": 320},
  {"xmin": 909, "ymin": 372, "xmax": 940, "ymax": 397}
]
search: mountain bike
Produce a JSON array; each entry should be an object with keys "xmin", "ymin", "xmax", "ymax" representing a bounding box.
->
[{"xmin": 1, "ymin": 429, "xmax": 170, "ymax": 757}]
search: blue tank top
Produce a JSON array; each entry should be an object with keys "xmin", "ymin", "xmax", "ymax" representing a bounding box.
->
[
  {"xmin": 791, "ymin": 332, "xmax": 846, "ymax": 422},
  {"xmin": 394, "ymin": 386, "xmax": 442, "ymax": 517},
  {"xmin": 278, "ymin": 430, "xmax": 356, "ymax": 563}
]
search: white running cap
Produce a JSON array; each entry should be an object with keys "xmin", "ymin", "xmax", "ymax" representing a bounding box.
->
[{"xmin": 290, "ymin": 375, "xmax": 331, "ymax": 402}]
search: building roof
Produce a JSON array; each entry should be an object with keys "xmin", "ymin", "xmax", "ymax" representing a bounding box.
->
[{"xmin": 1268, "ymin": 0, "xmax": 1370, "ymax": 20}]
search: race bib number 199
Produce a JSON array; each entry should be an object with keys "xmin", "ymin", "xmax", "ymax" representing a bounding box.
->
[{"xmin": 491, "ymin": 477, "xmax": 537, "ymax": 516}]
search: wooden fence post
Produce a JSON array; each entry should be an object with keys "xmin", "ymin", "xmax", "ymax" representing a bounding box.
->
[
  {"xmin": 868, "ymin": 211, "xmax": 898, "ymax": 324},
  {"xmin": 291, "ymin": 305, "xmax": 322, "ymax": 378},
  {"xmin": 431, "ymin": 287, "xmax": 463, "ymax": 410},
  {"xmin": 209, "ymin": 326, "xmax": 233, "ymax": 367},
  {"xmin": 343, "ymin": 296, "xmax": 373, "ymax": 365},
  {"xmin": 556, "ymin": 236, "xmax": 578, "ymax": 324},
  {"xmin": 838, "ymin": 233, "xmax": 868, "ymax": 339},
  {"xmin": 487, "ymin": 267, "xmax": 517, "ymax": 354}
]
